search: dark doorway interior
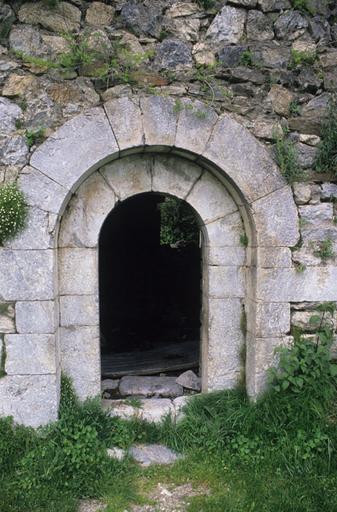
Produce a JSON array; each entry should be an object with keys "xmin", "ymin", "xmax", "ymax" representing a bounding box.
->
[{"xmin": 99, "ymin": 193, "xmax": 201, "ymax": 378}]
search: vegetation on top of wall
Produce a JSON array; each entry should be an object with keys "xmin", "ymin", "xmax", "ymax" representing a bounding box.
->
[
  {"xmin": 315, "ymin": 98, "xmax": 337, "ymax": 176},
  {"xmin": 0, "ymin": 183, "xmax": 27, "ymax": 246}
]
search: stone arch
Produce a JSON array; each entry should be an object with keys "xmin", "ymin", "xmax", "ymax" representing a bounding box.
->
[
  {"xmin": 0, "ymin": 95, "xmax": 300, "ymax": 426},
  {"xmin": 58, "ymin": 154, "xmax": 246, "ymax": 400}
]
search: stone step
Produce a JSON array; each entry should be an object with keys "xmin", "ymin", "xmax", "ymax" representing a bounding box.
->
[
  {"xmin": 102, "ymin": 396, "xmax": 190, "ymax": 424},
  {"xmin": 119, "ymin": 375, "xmax": 183, "ymax": 398}
]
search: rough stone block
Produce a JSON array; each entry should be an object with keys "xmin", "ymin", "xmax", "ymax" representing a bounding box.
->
[
  {"xmin": 0, "ymin": 374, "xmax": 58, "ymax": 427},
  {"xmin": 152, "ymin": 155, "xmax": 202, "ymax": 199},
  {"xmin": 60, "ymin": 326, "xmax": 100, "ymax": 401},
  {"xmin": 0, "ymin": 249, "xmax": 54, "ymax": 301},
  {"xmin": 5, "ymin": 334, "xmax": 56, "ymax": 374},
  {"xmin": 129, "ymin": 444, "xmax": 182, "ymax": 466},
  {"xmin": 207, "ymin": 246, "xmax": 246, "ymax": 266},
  {"xmin": 16, "ymin": 301, "xmax": 56, "ymax": 334},
  {"xmin": 0, "ymin": 303, "xmax": 15, "ymax": 333},
  {"xmin": 208, "ymin": 265, "xmax": 245, "ymax": 298},
  {"xmin": 206, "ymin": 6, "xmax": 246, "ymax": 44},
  {"xmin": 104, "ymin": 97, "xmax": 144, "ymax": 152},
  {"xmin": 60, "ymin": 295, "xmax": 99, "ymax": 327},
  {"xmin": 4, "ymin": 207, "xmax": 53, "ymax": 250},
  {"xmin": 293, "ymin": 183, "xmax": 312, "ymax": 205},
  {"xmin": 103, "ymin": 398, "xmax": 174, "ymax": 423},
  {"xmin": 251, "ymin": 186, "xmax": 300, "ymax": 247},
  {"xmin": 206, "ymin": 298, "xmax": 244, "ymax": 391},
  {"xmin": 299, "ymin": 203, "xmax": 333, "ymax": 225},
  {"xmin": 18, "ymin": 1, "xmax": 81, "ymax": 33},
  {"xmin": 140, "ymin": 96, "xmax": 177, "ymax": 148},
  {"xmin": 175, "ymin": 99, "xmax": 218, "ymax": 156},
  {"xmin": 30, "ymin": 107, "xmax": 119, "ymax": 191},
  {"xmin": 256, "ymin": 267, "xmax": 337, "ymax": 302},
  {"xmin": 119, "ymin": 376, "xmax": 183, "ymax": 398},
  {"xmin": 256, "ymin": 247, "xmax": 292, "ymax": 268},
  {"xmin": 202, "ymin": 114, "xmax": 285, "ymax": 204},
  {"xmin": 186, "ymin": 172, "xmax": 238, "ymax": 224},
  {"xmin": 59, "ymin": 248, "xmax": 97, "ymax": 295},
  {"xmin": 59, "ymin": 172, "xmax": 116, "ymax": 248},
  {"xmin": 246, "ymin": 300, "xmax": 290, "ymax": 337},
  {"xmin": 18, "ymin": 166, "xmax": 68, "ymax": 215},
  {"xmin": 100, "ymin": 155, "xmax": 152, "ymax": 201},
  {"xmin": 173, "ymin": 396, "xmax": 190, "ymax": 422},
  {"xmin": 176, "ymin": 370, "xmax": 201, "ymax": 391}
]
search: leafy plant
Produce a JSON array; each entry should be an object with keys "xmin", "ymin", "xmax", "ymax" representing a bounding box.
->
[
  {"xmin": 269, "ymin": 304, "xmax": 337, "ymax": 401},
  {"xmin": 315, "ymin": 98, "xmax": 337, "ymax": 175},
  {"xmin": 289, "ymin": 99, "xmax": 301, "ymax": 116},
  {"xmin": 240, "ymin": 50, "xmax": 253, "ymax": 67},
  {"xmin": 274, "ymin": 135, "xmax": 303, "ymax": 183},
  {"xmin": 25, "ymin": 127, "xmax": 46, "ymax": 148},
  {"xmin": 0, "ymin": 183, "xmax": 27, "ymax": 245},
  {"xmin": 239, "ymin": 233, "xmax": 248, "ymax": 247},
  {"xmin": 291, "ymin": 0, "xmax": 315, "ymax": 14},
  {"xmin": 196, "ymin": 0, "xmax": 216, "ymax": 9},
  {"xmin": 289, "ymin": 49, "xmax": 317, "ymax": 68},
  {"xmin": 314, "ymin": 239, "xmax": 335, "ymax": 261},
  {"xmin": 159, "ymin": 197, "xmax": 200, "ymax": 247}
]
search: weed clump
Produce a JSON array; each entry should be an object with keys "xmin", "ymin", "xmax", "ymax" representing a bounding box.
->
[
  {"xmin": 274, "ymin": 135, "xmax": 303, "ymax": 183},
  {"xmin": 315, "ymin": 98, "xmax": 337, "ymax": 175}
]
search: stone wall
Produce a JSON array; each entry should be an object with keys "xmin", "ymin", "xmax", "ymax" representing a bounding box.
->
[{"xmin": 0, "ymin": 0, "xmax": 337, "ymax": 425}]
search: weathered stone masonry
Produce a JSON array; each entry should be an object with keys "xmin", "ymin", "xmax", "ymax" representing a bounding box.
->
[{"xmin": 0, "ymin": 1, "xmax": 337, "ymax": 427}]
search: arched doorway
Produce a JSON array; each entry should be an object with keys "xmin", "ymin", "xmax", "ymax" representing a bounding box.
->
[{"xmin": 99, "ymin": 193, "xmax": 202, "ymax": 381}]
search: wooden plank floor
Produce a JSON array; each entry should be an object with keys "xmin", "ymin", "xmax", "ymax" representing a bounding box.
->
[{"xmin": 101, "ymin": 341, "xmax": 199, "ymax": 377}]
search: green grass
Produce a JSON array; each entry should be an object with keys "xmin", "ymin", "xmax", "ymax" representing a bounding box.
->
[{"xmin": 1, "ymin": 328, "xmax": 337, "ymax": 512}]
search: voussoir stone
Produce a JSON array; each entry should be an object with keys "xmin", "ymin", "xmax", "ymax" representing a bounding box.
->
[
  {"xmin": 59, "ymin": 171, "xmax": 116, "ymax": 248},
  {"xmin": 202, "ymin": 114, "xmax": 285, "ymax": 203},
  {"xmin": 119, "ymin": 376, "xmax": 183, "ymax": 398},
  {"xmin": 18, "ymin": 166, "xmax": 68, "ymax": 215},
  {"xmin": 206, "ymin": 6, "xmax": 246, "ymax": 45},
  {"xmin": 104, "ymin": 97, "xmax": 144, "ymax": 152},
  {"xmin": 100, "ymin": 154, "xmax": 152, "ymax": 200},
  {"xmin": 175, "ymin": 98, "xmax": 218, "ymax": 155},
  {"xmin": 30, "ymin": 107, "xmax": 119, "ymax": 191},
  {"xmin": 18, "ymin": 1, "xmax": 81, "ymax": 33},
  {"xmin": 251, "ymin": 186, "xmax": 300, "ymax": 247},
  {"xmin": 152, "ymin": 154, "xmax": 202, "ymax": 199},
  {"xmin": 140, "ymin": 95, "xmax": 177, "ymax": 148}
]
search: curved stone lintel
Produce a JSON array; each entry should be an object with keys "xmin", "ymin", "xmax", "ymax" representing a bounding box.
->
[{"xmin": 29, "ymin": 96, "xmax": 295, "ymax": 250}]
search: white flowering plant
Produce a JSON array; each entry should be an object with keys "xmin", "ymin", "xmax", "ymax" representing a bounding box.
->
[{"xmin": 0, "ymin": 183, "xmax": 27, "ymax": 245}]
